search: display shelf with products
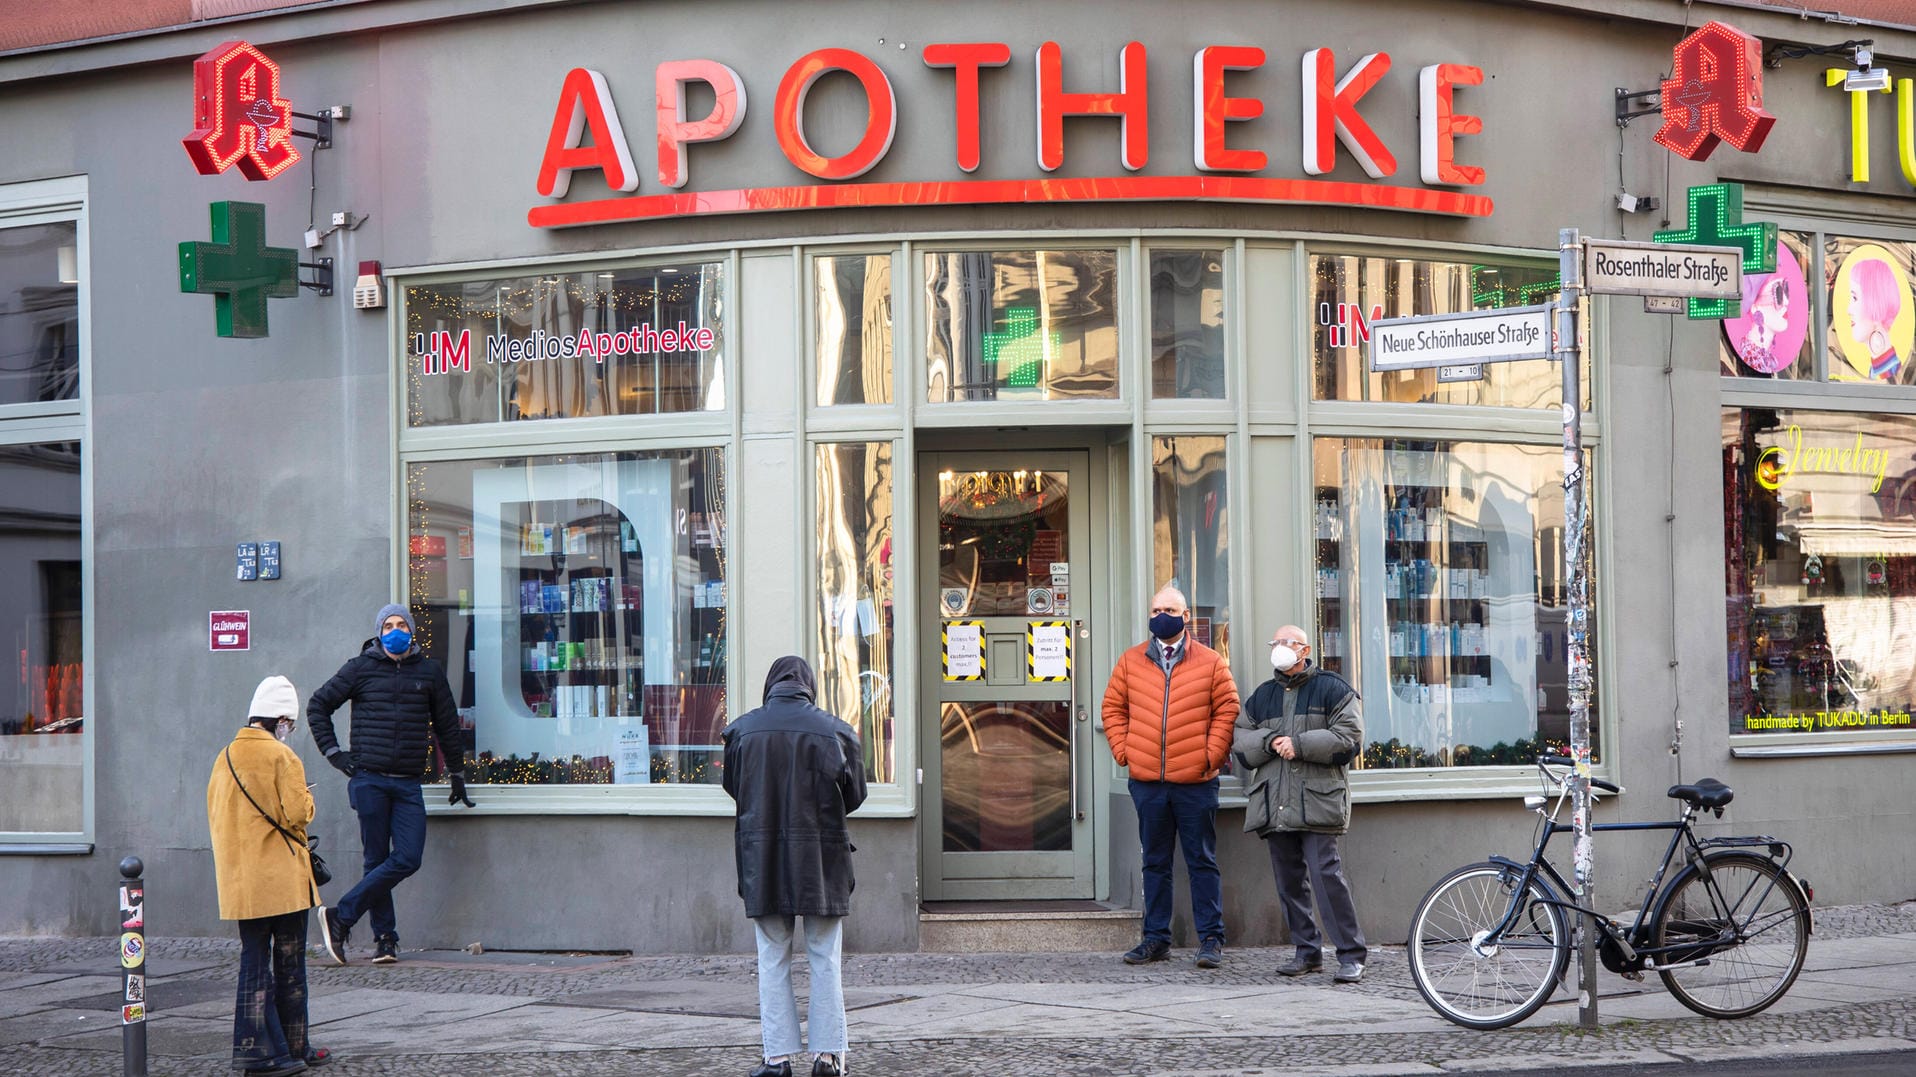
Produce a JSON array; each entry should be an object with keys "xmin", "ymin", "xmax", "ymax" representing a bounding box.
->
[{"xmin": 514, "ymin": 506, "xmax": 643, "ymax": 723}]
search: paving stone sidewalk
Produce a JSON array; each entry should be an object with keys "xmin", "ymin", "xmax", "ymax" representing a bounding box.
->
[{"xmin": 4, "ymin": 901, "xmax": 1914, "ymax": 1076}]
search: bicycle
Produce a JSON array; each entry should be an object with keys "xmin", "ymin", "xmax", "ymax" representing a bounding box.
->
[{"xmin": 1406, "ymin": 756, "xmax": 1813, "ymax": 1030}]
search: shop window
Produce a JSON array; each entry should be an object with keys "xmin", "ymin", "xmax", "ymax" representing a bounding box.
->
[
  {"xmin": 816, "ymin": 255, "xmax": 893, "ymax": 406},
  {"xmin": 1719, "ymin": 231, "xmax": 1814, "ymax": 379},
  {"xmin": 814, "ymin": 442, "xmax": 896, "ymax": 782},
  {"xmin": 404, "ymin": 448, "xmax": 727, "ymax": 786},
  {"xmin": 1152, "ymin": 436, "xmax": 1230, "ymax": 661},
  {"xmin": 1723, "ymin": 407, "xmax": 1916, "ymax": 738},
  {"xmin": 1310, "ymin": 252, "xmax": 1587, "ymax": 409},
  {"xmin": 1824, "ymin": 236, "xmax": 1916, "ymax": 385},
  {"xmin": 404, "ymin": 261, "xmax": 725, "ymax": 427},
  {"xmin": 924, "ymin": 249, "xmax": 1118, "ymax": 402},
  {"xmin": 0, "ymin": 442, "xmax": 83, "ymax": 833},
  {"xmin": 1313, "ymin": 438, "xmax": 1597, "ymax": 768},
  {"xmin": 1149, "ymin": 249, "xmax": 1225, "ymax": 399},
  {"xmin": 0, "ymin": 221, "xmax": 79, "ymax": 406}
]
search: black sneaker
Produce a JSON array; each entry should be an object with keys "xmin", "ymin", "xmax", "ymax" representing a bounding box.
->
[
  {"xmin": 316, "ymin": 906, "xmax": 349, "ymax": 966},
  {"xmin": 1122, "ymin": 939, "xmax": 1171, "ymax": 965},
  {"xmin": 811, "ymin": 1054, "xmax": 844, "ymax": 1077},
  {"xmin": 1195, "ymin": 937, "xmax": 1224, "ymax": 969},
  {"xmin": 371, "ymin": 936, "xmax": 398, "ymax": 964}
]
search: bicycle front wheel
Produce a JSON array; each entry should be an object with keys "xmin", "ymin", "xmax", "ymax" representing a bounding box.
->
[
  {"xmin": 1653, "ymin": 852, "xmax": 1809, "ymax": 1019},
  {"xmin": 1408, "ymin": 862, "xmax": 1570, "ymax": 1029}
]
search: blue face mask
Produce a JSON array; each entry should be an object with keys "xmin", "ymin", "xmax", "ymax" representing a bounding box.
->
[
  {"xmin": 1149, "ymin": 612, "xmax": 1185, "ymax": 641},
  {"xmin": 380, "ymin": 628, "xmax": 412, "ymax": 654}
]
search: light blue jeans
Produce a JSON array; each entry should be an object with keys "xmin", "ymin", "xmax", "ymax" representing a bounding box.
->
[{"xmin": 753, "ymin": 915, "xmax": 846, "ymax": 1062}]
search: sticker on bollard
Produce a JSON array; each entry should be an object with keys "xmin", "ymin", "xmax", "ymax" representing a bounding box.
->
[{"xmin": 119, "ymin": 932, "xmax": 144, "ymax": 969}]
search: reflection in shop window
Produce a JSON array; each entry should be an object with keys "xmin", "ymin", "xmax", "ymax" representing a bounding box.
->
[
  {"xmin": 404, "ymin": 261, "xmax": 725, "ymax": 426},
  {"xmin": 1310, "ymin": 252, "xmax": 1586, "ymax": 409},
  {"xmin": 1719, "ymin": 231, "xmax": 1814, "ymax": 380},
  {"xmin": 816, "ymin": 255, "xmax": 893, "ymax": 406},
  {"xmin": 1723, "ymin": 408, "xmax": 1916, "ymax": 736},
  {"xmin": 815, "ymin": 441, "xmax": 895, "ymax": 782},
  {"xmin": 1313, "ymin": 438, "xmax": 1597, "ymax": 768},
  {"xmin": 1152, "ymin": 436, "xmax": 1230, "ymax": 662},
  {"xmin": 405, "ymin": 449, "xmax": 727, "ymax": 786},
  {"xmin": 0, "ymin": 442, "xmax": 83, "ymax": 834},
  {"xmin": 924, "ymin": 250, "xmax": 1118, "ymax": 402},
  {"xmin": 0, "ymin": 221, "xmax": 80, "ymax": 406},
  {"xmin": 1149, "ymin": 250, "xmax": 1225, "ymax": 399}
]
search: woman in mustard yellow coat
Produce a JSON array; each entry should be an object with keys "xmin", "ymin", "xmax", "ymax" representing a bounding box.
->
[{"xmin": 207, "ymin": 676, "xmax": 331, "ymax": 1075}]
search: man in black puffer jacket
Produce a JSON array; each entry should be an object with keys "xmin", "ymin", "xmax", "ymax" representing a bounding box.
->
[
  {"xmin": 308, "ymin": 603, "xmax": 469, "ymax": 966},
  {"xmin": 722, "ymin": 656, "xmax": 867, "ymax": 1077}
]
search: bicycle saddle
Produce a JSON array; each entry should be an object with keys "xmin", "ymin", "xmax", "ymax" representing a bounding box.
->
[{"xmin": 1666, "ymin": 778, "xmax": 1733, "ymax": 809}]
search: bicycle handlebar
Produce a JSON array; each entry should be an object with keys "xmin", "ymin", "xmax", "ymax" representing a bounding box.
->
[{"xmin": 1537, "ymin": 754, "xmax": 1620, "ymax": 794}]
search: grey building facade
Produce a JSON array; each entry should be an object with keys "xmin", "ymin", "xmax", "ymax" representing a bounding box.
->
[{"xmin": 2, "ymin": 0, "xmax": 1912, "ymax": 954}]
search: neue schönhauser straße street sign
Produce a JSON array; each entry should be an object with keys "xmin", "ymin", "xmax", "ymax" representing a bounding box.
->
[
  {"xmin": 1582, "ymin": 238, "xmax": 1741, "ymax": 299},
  {"xmin": 1366, "ymin": 302, "xmax": 1554, "ymax": 372}
]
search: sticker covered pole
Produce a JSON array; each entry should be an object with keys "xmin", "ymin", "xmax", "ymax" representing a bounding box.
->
[
  {"xmin": 118, "ymin": 855, "xmax": 148, "ymax": 1076},
  {"xmin": 1555, "ymin": 227, "xmax": 1598, "ymax": 1029}
]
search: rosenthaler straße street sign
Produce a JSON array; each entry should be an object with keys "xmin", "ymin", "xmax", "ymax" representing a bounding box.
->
[{"xmin": 1581, "ymin": 237, "xmax": 1742, "ymax": 300}]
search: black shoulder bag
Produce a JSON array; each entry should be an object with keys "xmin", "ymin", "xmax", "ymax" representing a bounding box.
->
[{"xmin": 223, "ymin": 748, "xmax": 332, "ymax": 887}]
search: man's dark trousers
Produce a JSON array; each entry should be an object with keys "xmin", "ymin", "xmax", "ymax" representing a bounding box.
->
[
  {"xmin": 1265, "ymin": 830, "xmax": 1367, "ymax": 965},
  {"xmin": 336, "ymin": 771, "xmax": 426, "ymax": 941},
  {"xmin": 1129, "ymin": 777, "xmax": 1224, "ymax": 945}
]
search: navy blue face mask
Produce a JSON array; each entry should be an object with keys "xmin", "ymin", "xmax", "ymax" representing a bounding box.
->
[
  {"xmin": 1148, "ymin": 612, "xmax": 1185, "ymax": 640},
  {"xmin": 380, "ymin": 628, "xmax": 413, "ymax": 654}
]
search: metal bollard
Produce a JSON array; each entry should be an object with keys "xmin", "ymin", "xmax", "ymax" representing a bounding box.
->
[{"xmin": 117, "ymin": 856, "xmax": 147, "ymax": 1077}]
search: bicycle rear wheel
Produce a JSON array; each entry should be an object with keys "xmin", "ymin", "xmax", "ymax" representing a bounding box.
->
[
  {"xmin": 1408, "ymin": 861, "xmax": 1570, "ymax": 1029},
  {"xmin": 1653, "ymin": 852, "xmax": 1809, "ymax": 1019}
]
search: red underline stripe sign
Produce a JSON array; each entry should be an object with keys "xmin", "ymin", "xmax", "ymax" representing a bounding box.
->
[{"xmin": 527, "ymin": 175, "xmax": 1494, "ymax": 228}]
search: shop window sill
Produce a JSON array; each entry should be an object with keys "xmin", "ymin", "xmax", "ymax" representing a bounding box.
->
[
  {"xmin": 1730, "ymin": 736, "xmax": 1916, "ymax": 759},
  {"xmin": 0, "ymin": 842, "xmax": 93, "ymax": 855},
  {"xmin": 420, "ymin": 781, "xmax": 914, "ymax": 817}
]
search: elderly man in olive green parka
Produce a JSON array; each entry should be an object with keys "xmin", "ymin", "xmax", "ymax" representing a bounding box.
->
[{"xmin": 1232, "ymin": 624, "xmax": 1369, "ymax": 983}]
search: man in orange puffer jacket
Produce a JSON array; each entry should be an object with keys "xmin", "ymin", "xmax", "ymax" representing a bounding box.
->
[{"xmin": 1102, "ymin": 584, "xmax": 1241, "ymax": 969}]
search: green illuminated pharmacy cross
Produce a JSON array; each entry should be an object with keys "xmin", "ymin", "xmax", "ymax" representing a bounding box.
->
[
  {"xmin": 1653, "ymin": 182, "xmax": 1776, "ymax": 321},
  {"xmin": 982, "ymin": 306, "xmax": 1061, "ymax": 389},
  {"xmin": 179, "ymin": 201, "xmax": 299, "ymax": 339}
]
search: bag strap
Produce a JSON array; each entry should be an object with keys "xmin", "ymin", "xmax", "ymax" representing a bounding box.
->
[{"xmin": 224, "ymin": 746, "xmax": 302, "ymax": 858}]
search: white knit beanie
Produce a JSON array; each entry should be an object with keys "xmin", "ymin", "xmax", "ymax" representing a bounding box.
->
[{"xmin": 248, "ymin": 675, "xmax": 300, "ymax": 723}]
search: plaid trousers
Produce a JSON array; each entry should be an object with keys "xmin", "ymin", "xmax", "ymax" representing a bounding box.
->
[{"xmin": 232, "ymin": 909, "xmax": 309, "ymax": 1070}]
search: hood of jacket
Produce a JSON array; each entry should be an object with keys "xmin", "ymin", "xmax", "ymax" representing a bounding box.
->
[{"xmin": 762, "ymin": 654, "xmax": 817, "ymax": 703}]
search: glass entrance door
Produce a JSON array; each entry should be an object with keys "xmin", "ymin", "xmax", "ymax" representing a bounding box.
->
[{"xmin": 918, "ymin": 451, "xmax": 1094, "ymax": 900}]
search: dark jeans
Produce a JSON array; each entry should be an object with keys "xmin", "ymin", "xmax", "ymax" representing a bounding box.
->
[
  {"xmin": 232, "ymin": 909, "xmax": 308, "ymax": 1071},
  {"xmin": 335, "ymin": 771, "xmax": 426, "ymax": 941},
  {"xmin": 1265, "ymin": 830, "xmax": 1368, "ymax": 965},
  {"xmin": 1128, "ymin": 777, "xmax": 1224, "ymax": 945}
]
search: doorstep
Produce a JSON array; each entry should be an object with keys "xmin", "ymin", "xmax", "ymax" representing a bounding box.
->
[{"xmin": 918, "ymin": 899, "xmax": 1141, "ymax": 953}]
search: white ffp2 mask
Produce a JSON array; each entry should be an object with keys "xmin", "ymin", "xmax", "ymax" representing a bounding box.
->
[{"xmin": 1271, "ymin": 644, "xmax": 1299, "ymax": 670}]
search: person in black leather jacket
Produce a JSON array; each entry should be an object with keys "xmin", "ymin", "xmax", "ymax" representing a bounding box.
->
[
  {"xmin": 722, "ymin": 656, "xmax": 867, "ymax": 1077},
  {"xmin": 307, "ymin": 603, "xmax": 470, "ymax": 966}
]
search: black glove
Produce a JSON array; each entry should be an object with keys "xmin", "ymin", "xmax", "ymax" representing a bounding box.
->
[
  {"xmin": 327, "ymin": 751, "xmax": 356, "ymax": 778},
  {"xmin": 448, "ymin": 772, "xmax": 474, "ymax": 807}
]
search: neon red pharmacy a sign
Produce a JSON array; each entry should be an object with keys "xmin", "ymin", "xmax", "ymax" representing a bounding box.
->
[
  {"xmin": 182, "ymin": 40, "xmax": 301, "ymax": 181},
  {"xmin": 529, "ymin": 40, "xmax": 1495, "ymax": 228},
  {"xmin": 1654, "ymin": 21, "xmax": 1775, "ymax": 162}
]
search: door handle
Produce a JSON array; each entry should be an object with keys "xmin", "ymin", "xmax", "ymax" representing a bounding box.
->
[{"xmin": 1071, "ymin": 703, "xmax": 1087, "ymax": 822}]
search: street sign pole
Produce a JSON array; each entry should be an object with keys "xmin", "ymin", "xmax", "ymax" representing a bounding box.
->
[{"xmin": 1557, "ymin": 227, "xmax": 1599, "ymax": 1030}]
